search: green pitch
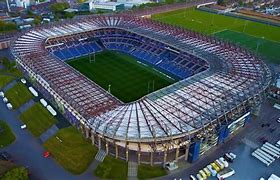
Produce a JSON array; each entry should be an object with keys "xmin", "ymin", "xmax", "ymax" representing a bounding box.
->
[
  {"xmin": 152, "ymin": 8, "xmax": 280, "ymax": 42},
  {"xmin": 67, "ymin": 51, "xmax": 176, "ymax": 103},
  {"xmin": 152, "ymin": 8, "xmax": 280, "ymax": 64}
]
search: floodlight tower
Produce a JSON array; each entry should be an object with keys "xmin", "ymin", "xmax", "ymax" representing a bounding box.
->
[{"xmin": 6, "ymin": 0, "xmax": 10, "ymax": 12}]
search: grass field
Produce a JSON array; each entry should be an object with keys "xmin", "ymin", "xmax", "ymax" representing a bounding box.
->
[
  {"xmin": 0, "ymin": 75, "xmax": 15, "ymax": 89},
  {"xmin": 152, "ymin": 8, "xmax": 280, "ymax": 64},
  {"xmin": 5, "ymin": 83, "xmax": 32, "ymax": 110},
  {"xmin": 44, "ymin": 127, "xmax": 97, "ymax": 174},
  {"xmin": 94, "ymin": 156, "xmax": 128, "ymax": 179},
  {"xmin": 138, "ymin": 164, "xmax": 167, "ymax": 180},
  {"xmin": 19, "ymin": 103, "xmax": 58, "ymax": 137},
  {"xmin": 0, "ymin": 121, "xmax": 15, "ymax": 148},
  {"xmin": 68, "ymin": 51, "xmax": 176, "ymax": 102},
  {"xmin": 214, "ymin": 30, "xmax": 280, "ymax": 64},
  {"xmin": 152, "ymin": 8, "xmax": 280, "ymax": 42}
]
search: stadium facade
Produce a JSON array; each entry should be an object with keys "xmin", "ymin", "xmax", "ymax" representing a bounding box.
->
[{"xmin": 11, "ymin": 15, "xmax": 271, "ymax": 165}]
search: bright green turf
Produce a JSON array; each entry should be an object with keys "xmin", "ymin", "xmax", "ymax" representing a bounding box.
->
[
  {"xmin": 0, "ymin": 121, "xmax": 16, "ymax": 148},
  {"xmin": 138, "ymin": 164, "xmax": 167, "ymax": 180},
  {"xmin": 19, "ymin": 103, "xmax": 58, "ymax": 137},
  {"xmin": 0, "ymin": 75, "xmax": 15, "ymax": 89},
  {"xmin": 5, "ymin": 83, "xmax": 32, "ymax": 109},
  {"xmin": 214, "ymin": 30, "xmax": 280, "ymax": 64},
  {"xmin": 67, "ymin": 51, "xmax": 176, "ymax": 103},
  {"xmin": 94, "ymin": 155, "xmax": 128, "ymax": 179},
  {"xmin": 44, "ymin": 127, "xmax": 97, "ymax": 174},
  {"xmin": 152, "ymin": 8, "xmax": 280, "ymax": 42}
]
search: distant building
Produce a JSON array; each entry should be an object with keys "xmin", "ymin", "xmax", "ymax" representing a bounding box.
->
[
  {"xmin": 87, "ymin": 1, "xmax": 125, "ymax": 11},
  {"xmin": 14, "ymin": 0, "xmax": 30, "ymax": 8}
]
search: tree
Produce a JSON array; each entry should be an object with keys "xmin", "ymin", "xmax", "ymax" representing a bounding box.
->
[
  {"xmin": 0, "ymin": 21, "xmax": 17, "ymax": 33},
  {"xmin": 50, "ymin": 2, "xmax": 70, "ymax": 13},
  {"xmin": 1, "ymin": 167, "xmax": 28, "ymax": 180},
  {"xmin": 217, "ymin": 0, "xmax": 224, "ymax": 5}
]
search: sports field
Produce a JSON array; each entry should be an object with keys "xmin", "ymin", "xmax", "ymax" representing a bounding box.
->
[
  {"xmin": 68, "ymin": 51, "xmax": 176, "ymax": 103},
  {"xmin": 152, "ymin": 8, "xmax": 280, "ymax": 64}
]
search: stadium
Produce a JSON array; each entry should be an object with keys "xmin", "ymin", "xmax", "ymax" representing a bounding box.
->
[{"xmin": 11, "ymin": 15, "xmax": 271, "ymax": 165}]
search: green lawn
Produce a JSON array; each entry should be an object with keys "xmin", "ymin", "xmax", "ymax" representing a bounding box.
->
[
  {"xmin": 19, "ymin": 103, "xmax": 58, "ymax": 137},
  {"xmin": 0, "ymin": 121, "xmax": 15, "ymax": 148},
  {"xmin": 67, "ymin": 51, "xmax": 176, "ymax": 102},
  {"xmin": 138, "ymin": 164, "xmax": 167, "ymax": 180},
  {"xmin": 44, "ymin": 127, "xmax": 97, "ymax": 174},
  {"xmin": 94, "ymin": 155, "xmax": 128, "ymax": 179},
  {"xmin": 5, "ymin": 83, "xmax": 32, "ymax": 109},
  {"xmin": 214, "ymin": 30, "xmax": 280, "ymax": 64},
  {"xmin": 0, "ymin": 75, "xmax": 15, "ymax": 89},
  {"xmin": 152, "ymin": 8, "xmax": 280, "ymax": 42}
]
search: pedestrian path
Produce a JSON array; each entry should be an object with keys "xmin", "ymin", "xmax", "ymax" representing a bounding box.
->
[
  {"xmin": 16, "ymin": 99, "xmax": 35, "ymax": 114},
  {"xmin": 39, "ymin": 124, "xmax": 59, "ymax": 143},
  {"xmin": 128, "ymin": 161, "xmax": 138, "ymax": 178},
  {"xmin": 95, "ymin": 149, "xmax": 106, "ymax": 162},
  {"xmin": 2, "ymin": 79, "xmax": 17, "ymax": 92}
]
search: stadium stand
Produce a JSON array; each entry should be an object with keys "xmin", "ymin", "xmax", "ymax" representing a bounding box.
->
[{"xmin": 11, "ymin": 15, "xmax": 271, "ymax": 165}]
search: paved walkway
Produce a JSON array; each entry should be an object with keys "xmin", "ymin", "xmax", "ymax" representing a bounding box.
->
[
  {"xmin": 16, "ymin": 99, "xmax": 35, "ymax": 114},
  {"xmin": 39, "ymin": 124, "xmax": 59, "ymax": 143},
  {"xmin": 2, "ymin": 79, "xmax": 17, "ymax": 92},
  {"xmin": 128, "ymin": 161, "xmax": 138, "ymax": 178},
  {"xmin": 95, "ymin": 149, "xmax": 106, "ymax": 162}
]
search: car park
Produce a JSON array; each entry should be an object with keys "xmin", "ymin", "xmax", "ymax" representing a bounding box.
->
[{"xmin": 206, "ymin": 164, "xmax": 217, "ymax": 176}]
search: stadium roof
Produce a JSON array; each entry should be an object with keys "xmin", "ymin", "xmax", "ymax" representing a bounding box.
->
[{"xmin": 12, "ymin": 15, "xmax": 271, "ymax": 142}]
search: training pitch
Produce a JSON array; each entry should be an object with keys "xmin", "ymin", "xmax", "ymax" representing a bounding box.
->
[
  {"xmin": 67, "ymin": 51, "xmax": 176, "ymax": 103},
  {"xmin": 152, "ymin": 8, "xmax": 280, "ymax": 64}
]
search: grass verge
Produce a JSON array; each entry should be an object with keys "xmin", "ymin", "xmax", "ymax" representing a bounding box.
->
[
  {"xmin": 19, "ymin": 103, "xmax": 58, "ymax": 137},
  {"xmin": 0, "ymin": 121, "xmax": 15, "ymax": 148},
  {"xmin": 138, "ymin": 164, "xmax": 167, "ymax": 180},
  {"xmin": 5, "ymin": 82, "xmax": 32, "ymax": 109},
  {"xmin": 94, "ymin": 155, "xmax": 128, "ymax": 179},
  {"xmin": 44, "ymin": 127, "xmax": 97, "ymax": 174}
]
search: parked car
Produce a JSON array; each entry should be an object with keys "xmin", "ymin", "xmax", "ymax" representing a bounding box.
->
[
  {"xmin": 223, "ymin": 153, "xmax": 233, "ymax": 162},
  {"xmin": 211, "ymin": 162, "xmax": 220, "ymax": 172},
  {"xmin": 203, "ymin": 167, "xmax": 211, "ymax": 177},
  {"xmin": 229, "ymin": 153, "xmax": 237, "ymax": 159},
  {"xmin": 277, "ymin": 118, "xmax": 280, "ymax": 123},
  {"xmin": 21, "ymin": 124, "xmax": 27, "ymax": 129},
  {"xmin": 0, "ymin": 151, "xmax": 13, "ymax": 161},
  {"xmin": 219, "ymin": 157, "xmax": 229, "ymax": 168},
  {"xmin": 207, "ymin": 164, "xmax": 217, "ymax": 176},
  {"xmin": 215, "ymin": 159, "xmax": 224, "ymax": 170},
  {"xmin": 189, "ymin": 175, "xmax": 197, "ymax": 180},
  {"xmin": 196, "ymin": 173, "xmax": 203, "ymax": 180},
  {"xmin": 199, "ymin": 170, "xmax": 207, "ymax": 180}
]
